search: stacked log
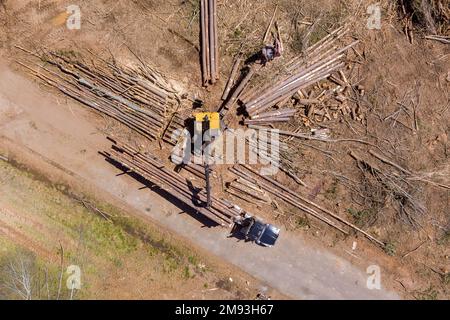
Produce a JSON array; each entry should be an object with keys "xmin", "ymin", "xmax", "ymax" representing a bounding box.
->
[
  {"xmin": 229, "ymin": 164, "xmax": 385, "ymax": 246},
  {"xmin": 170, "ymin": 154, "xmax": 208, "ymax": 181},
  {"xmin": 226, "ymin": 178, "xmax": 271, "ymax": 205},
  {"xmin": 221, "ymin": 56, "xmax": 242, "ymax": 101},
  {"xmin": 17, "ymin": 50, "xmax": 179, "ymax": 141},
  {"xmin": 104, "ymin": 138, "xmax": 241, "ymax": 227},
  {"xmin": 244, "ymin": 108, "xmax": 297, "ymax": 125},
  {"xmin": 219, "ymin": 64, "xmax": 260, "ymax": 117},
  {"xmin": 162, "ymin": 112, "xmax": 185, "ymax": 145},
  {"xmin": 201, "ymin": 0, "xmax": 219, "ymax": 85},
  {"xmin": 241, "ymin": 27, "xmax": 358, "ymax": 123}
]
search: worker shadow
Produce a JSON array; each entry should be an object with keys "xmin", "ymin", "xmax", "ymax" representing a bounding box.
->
[
  {"xmin": 102, "ymin": 155, "xmax": 217, "ymax": 228},
  {"xmin": 227, "ymin": 233, "xmax": 249, "ymax": 244}
]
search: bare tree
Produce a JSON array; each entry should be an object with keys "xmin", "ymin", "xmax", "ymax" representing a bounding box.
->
[{"xmin": 1, "ymin": 254, "xmax": 34, "ymax": 300}]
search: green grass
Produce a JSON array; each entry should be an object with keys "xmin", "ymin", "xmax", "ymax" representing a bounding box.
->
[
  {"xmin": 0, "ymin": 160, "xmax": 213, "ymax": 297},
  {"xmin": 188, "ymin": 255, "xmax": 199, "ymax": 266},
  {"xmin": 232, "ymin": 28, "xmax": 243, "ymax": 39},
  {"xmin": 415, "ymin": 285, "xmax": 439, "ymax": 300},
  {"xmin": 347, "ymin": 208, "xmax": 377, "ymax": 227},
  {"xmin": 384, "ymin": 242, "xmax": 396, "ymax": 256},
  {"xmin": 295, "ymin": 216, "xmax": 310, "ymax": 229},
  {"xmin": 442, "ymin": 273, "xmax": 450, "ymax": 286},
  {"xmin": 1, "ymin": 160, "xmax": 200, "ymax": 264},
  {"xmin": 324, "ymin": 180, "xmax": 338, "ymax": 201},
  {"xmin": 183, "ymin": 266, "xmax": 193, "ymax": 279}
]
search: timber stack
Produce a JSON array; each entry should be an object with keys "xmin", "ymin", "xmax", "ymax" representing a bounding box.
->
[
  {"xmin": 200, "ymin": 0, "xmax": 219, "ymax": 86},
  {"xmin": 103, "ymin": 138, "xmax": 242, "ymax": 227},
  {"xmin": 240, "ymin": 27, "xmax": 358, "ymax": 123},
  {"xmin": 17, "ymin": 49, "xmax": 179, "ymax": 141}
]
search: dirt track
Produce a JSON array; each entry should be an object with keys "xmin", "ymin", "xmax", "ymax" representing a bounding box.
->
[{"xmin": 0, "ymin": 60, "xmax": 400, "ymax": 299}]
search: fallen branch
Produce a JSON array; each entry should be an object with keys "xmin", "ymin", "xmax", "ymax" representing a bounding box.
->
[
  {"xmin": 425, "ymin": 35, "xmax": 450, "ymax": 44},
  {"xmin": 368, "ymin": 149, "xmax": 411, "ymax": 175}
]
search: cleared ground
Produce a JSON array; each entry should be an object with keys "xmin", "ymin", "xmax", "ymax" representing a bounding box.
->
[
  {"xmin": 0, "ymin": 0, "xmax": 449, "ymax": 299},
  {"xmin": 0, "ymin": 62, "xmax": 398, "ymax": 299}
]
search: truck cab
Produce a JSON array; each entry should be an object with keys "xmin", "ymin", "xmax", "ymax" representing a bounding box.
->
[{"xmin": 235, "ymin": 214, "xmax": 280, "ymax": 247}]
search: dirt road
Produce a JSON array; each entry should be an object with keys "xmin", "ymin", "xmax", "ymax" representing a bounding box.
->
[{"xmin": 0, "ymin": 61, "xmax": 399, "ymax": 299}]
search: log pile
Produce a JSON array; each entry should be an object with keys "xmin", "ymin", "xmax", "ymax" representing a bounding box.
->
[
  {"xmin": 229, "ymin": 164, "xmax": 385, "ymax": 246},
  {"xmin": 17, "ymin": 49, "xmax": 179, "ymax": 141},
  {"xmin": 200, "ymin": 0, "xmax": 219, "ymax": 85},
  {"xmin": 103, "ymin": 138, "xmax": 241, "ymax": 227},
  {"xmin": 244, "ymin": 108, "xmax": 297, "ymax": 125},
  {"xmin": 219, "ymin": 64, "xmax": 260, "ymax": 116},
  {"xmin": 221, "ymin": 56, "xmax": 242, "ymax": 101},
  {"xmin": 240, "ymin": 27, "xmax": 359, "ymax": 123},
  {"xmin": 170, "ymin": 154, "xmax": 208, "ymax": 181},
  {"xmin": 226, "ymin": 178, "xmax": 271, "ymax": 205},
  {"xmin": 162, "ymin": 112, "xmax": 185, "ymax": 145}
]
